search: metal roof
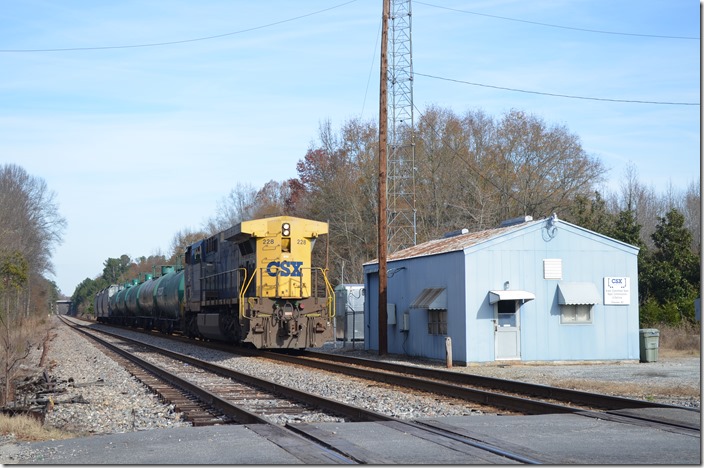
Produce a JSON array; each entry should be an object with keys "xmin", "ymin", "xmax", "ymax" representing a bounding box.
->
[
  {"xmin": 410, "ymin": 288, "xmax": 447, "ymax": 310},
  {"xmin": 557, "ymin": 282, "xmax": 601, "ymax": 305},
  {"xmin": 383, "ymin": 220, "xmax": 540, "ymax": 263},
  {"xmin": 489, "ymin": 290, "xmax": 536, "ymax": 304}
]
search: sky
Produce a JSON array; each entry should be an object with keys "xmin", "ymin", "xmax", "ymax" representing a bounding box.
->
[{"xmin": 0, "ymin": 0, "xmax": 699, "ymax": 296}]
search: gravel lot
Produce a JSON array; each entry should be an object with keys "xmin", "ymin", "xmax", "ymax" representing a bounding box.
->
[{"xmin": 0, "ymin": 315, "xmax": 699, "ymax": 464}]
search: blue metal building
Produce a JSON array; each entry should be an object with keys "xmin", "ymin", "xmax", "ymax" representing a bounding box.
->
[{"xmin": 363, "ymin": 215, "xmax": 640, "ymax": 364}]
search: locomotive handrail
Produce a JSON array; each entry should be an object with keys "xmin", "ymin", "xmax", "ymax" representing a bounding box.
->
[
  {"xmin": 308, "ymin": 267, "xmax": 335, "ymax": 319},
  {"xmin": 200, "ymin": 268, "xmax": 246, "ymax": 304},
  {"xmin": 238, "ymin": 266, "xmax": 335, "ymax": 320},
  {"xmin": 239, "ymin": 270, "xmax": 258, "ymax": 319}
]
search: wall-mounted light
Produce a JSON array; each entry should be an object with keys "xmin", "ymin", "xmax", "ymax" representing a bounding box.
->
[{"xmin": 504, "ymin": 281, "xmax": 510, "ymax": 290}]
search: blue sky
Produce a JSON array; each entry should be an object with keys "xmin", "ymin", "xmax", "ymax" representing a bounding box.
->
[{"xmin": 0, "ymin": 0, "xmax": 699, "ymax": 296}]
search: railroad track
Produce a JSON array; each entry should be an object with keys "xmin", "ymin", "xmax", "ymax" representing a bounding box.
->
[
  {"xmin": 256, "ymin": 349, "xmax": 700, "ymax": 437},
  {"xmin": 77, "ymin": 316, "xmax": 700, "ymax": 436},
  {"xmin": 58, "ymin": 317, "xmax": 561, "ymax": 463},
  {"xmin": 60, "ymin": 317, "xmax": 699, "ymax": 452}
]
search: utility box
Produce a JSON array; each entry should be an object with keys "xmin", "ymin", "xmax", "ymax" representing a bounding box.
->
[
  {"xmin": 639, "ymin": 328, "xmax": 660, "ymax": 362},
  {"xmin": 334, "ymin": 284, "xmax": 365, "ymax": 341}
]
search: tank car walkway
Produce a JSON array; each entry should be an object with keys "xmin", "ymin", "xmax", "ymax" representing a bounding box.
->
[{"xmin": 3, "ymin": 408, "xmax": 700, "ymax": 464}]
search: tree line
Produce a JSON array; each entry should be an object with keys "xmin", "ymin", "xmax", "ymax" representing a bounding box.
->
[
  {"xmin": 0, "ymin": 164, "xmax": 66, "ymax": 404},
  {"xmin": 70, "ymin": 106, "xmax": 699, "ymax": 327}
]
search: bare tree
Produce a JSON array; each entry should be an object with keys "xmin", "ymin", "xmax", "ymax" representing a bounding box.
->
[
  {"xmin": 168, "ymin": 228, "xmax": 208, "ymax": 263},
  {"xmin": 204, "ymin": 183, "xmax": 258, "ymax": 234},
  {"xmin": 682, "ymin": 179, "xmax": 701, "ymax": 255},
  {"xmin": 489, "ymin": 110, "xmax": 606, "ymax": 221},
  {"xmin": 293, "ymin": 118, "xmax": 379, "ymax": 284}
]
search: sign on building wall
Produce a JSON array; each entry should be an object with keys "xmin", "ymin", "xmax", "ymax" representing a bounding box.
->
[{"xmin": 604, "ymin": 277, "xmax": 630, "ymax": 305}]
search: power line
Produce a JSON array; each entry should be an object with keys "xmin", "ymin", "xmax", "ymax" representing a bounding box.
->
[
  {"xmin": 0, "ymin": 1, "xmax": 357, "ymax": 53},
  {"xmin": 414, "ymin": 72, "xmax": 699, "ymax": 106},
  {"xmin": 414, "ymin": 1, "xmax": 699, "ymax": 40}
]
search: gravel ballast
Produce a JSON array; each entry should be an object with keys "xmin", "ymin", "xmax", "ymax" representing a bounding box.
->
[{"xmin": 0, "ymin": 315, "xmax": 699, "ymax": 463}]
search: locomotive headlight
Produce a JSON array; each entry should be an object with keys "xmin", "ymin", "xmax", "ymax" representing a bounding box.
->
[{"xmin": 282, "ymin": 223, "xmax": 291, "ymax": 237}]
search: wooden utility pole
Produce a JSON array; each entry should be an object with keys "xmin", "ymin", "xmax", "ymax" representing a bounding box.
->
[{"xmin": 378, "ymin": 0, "xmax": 389, "ymax": 356}]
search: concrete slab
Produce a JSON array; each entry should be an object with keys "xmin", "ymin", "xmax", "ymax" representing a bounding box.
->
[
  {"xmin": 3, "ymin": 425, "xmax": 304, "ymax": 465},
  {"xmin": 299, "ymin": 421, "xmax": 520, "ymax": 464},
  {"xmin": 418, "ymin": 413, "xmax": 701, "ymax": 465},
  {"xmin": 3, "ymin": 412, "xmax": 701, "ymax": 464},
  {"xmin": 607, "ymin": 407, "xmax": 701, "ymax": 429}
]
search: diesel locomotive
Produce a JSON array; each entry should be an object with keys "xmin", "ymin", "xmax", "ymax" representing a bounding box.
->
[{"xmin": 94, "ymin": 216, "xmax": 335, "ymax": 349}]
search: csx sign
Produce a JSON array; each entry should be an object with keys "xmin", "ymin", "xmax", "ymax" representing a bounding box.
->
[
  {"xmin": 607, "ymin": 277, "xmax": 626, "ymax": 287},
  {"xmin": 604, "ymin": 277, "xmax": 630, "ymax": 305},
  {"xmin": 266, "ymin": 261, "xmax": 304, "ymax": 277}
]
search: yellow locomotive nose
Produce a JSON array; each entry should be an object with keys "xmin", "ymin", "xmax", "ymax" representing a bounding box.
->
[
  {"xmin": 241, "ymin": 216, "xmax": 328, "ymax": 300},
  {"xmin": 228, "ymin": 215, "xmax": 334, "ymax": 348}
]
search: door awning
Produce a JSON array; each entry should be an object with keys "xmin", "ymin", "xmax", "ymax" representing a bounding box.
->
[
  {"xmin": 489, "ymin": 290, "xmax": 535, "ymax": 304},
  {"xmin": 410, "ymin": 288, "xmax": 447, "ymax": 310},
  {"xmin": 557, "ymin": 282, "xmax": 600, "ymax": 305}
]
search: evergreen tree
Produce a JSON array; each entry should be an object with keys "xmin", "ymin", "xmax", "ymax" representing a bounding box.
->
[
  {"xmin": 102, "ymin": 255, "xmax": 132, "ymax": 284},
  {"xmin": 568, "ymin": 191, "xmax": 613, "ymax": 235},
  {"xmin": 640, "ymin": 208, "xmax": 699, "ymax": 324}
]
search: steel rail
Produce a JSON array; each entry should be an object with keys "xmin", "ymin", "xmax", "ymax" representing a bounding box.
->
[
  {"xmin": 68, "ymin": 323, "xmax": 269, "ymax": 425},
  {"xmin": 299, "ymin": 350, "xmax": 695, "ymax": 411},
  {"xmin": 61, "ymin": 317, "xmax": 549, "ymax": 464},
  {"xmin": 69, "ymin": 318, "xmax": 699, "ymax": 435},
  {"xmin": 252, "ymin": 350, "xmax": 581, "ymax": 415},
  {"xmin": 68, "ymin": 319, "xmax": 389, "ymax": 423}
]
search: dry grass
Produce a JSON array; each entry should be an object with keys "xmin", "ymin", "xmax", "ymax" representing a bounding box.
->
[
  {"xmin": 0, "ymin": 413, "xmax": 75, "ymax": 442},
  {"xmin": 553, "ymin": 379, "xmax": 700, "ymax": 400},
  {"xmin": 655, "ymin": 323, "xmax": 701, "ymax": 355}
]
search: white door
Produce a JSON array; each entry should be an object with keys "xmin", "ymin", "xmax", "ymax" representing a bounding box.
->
[{"xmin": 494, "ymin": 300, "xmax": 520, "ymax": 360}]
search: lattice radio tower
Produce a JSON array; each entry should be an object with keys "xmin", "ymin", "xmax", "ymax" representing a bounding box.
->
[{"xmin": 387, "ymin": 0, "xmax": 417, "ymax": 253}]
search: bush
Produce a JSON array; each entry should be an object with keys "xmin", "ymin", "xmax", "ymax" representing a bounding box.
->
[{"xmin": 639, "ymin": 295, "xmax": 697, "ymax": 328}]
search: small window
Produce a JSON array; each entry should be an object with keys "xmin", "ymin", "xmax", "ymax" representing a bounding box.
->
[
  {"xmin": 427, "ymin": 310, "xmax": 447, "ymax": 335},
  {"xmin": 560, "ymin": 305, "xmax": 593, "ymax": 324},
  {"xmin": 238, "ymin": 239, "xmax": 255, "ymax": 256}
]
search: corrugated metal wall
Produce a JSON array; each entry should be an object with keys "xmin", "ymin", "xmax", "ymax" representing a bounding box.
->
[{"xmin": 365, "ymin": 218, "xmax": 640, "ymax": 364}]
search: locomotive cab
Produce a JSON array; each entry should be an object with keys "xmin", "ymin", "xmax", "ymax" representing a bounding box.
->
[
  {"xmin": 225, "ymin": 216, "xmax": 334, "ymax": 348},
  {"xmin": 182, "ymin": 216, "xmax": 334, "ymax": 349}
]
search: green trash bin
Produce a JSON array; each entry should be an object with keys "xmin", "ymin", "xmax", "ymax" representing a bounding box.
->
[{"xmin": 639, "ymin": 328, "xmax": 659, "ymax": 362}]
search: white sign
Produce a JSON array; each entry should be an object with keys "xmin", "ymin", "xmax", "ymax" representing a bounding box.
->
[{"xmin": 604, "ymin": 277, "xmax": 630, "ymax": 305}]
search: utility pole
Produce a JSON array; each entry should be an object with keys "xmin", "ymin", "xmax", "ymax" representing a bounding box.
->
[{"xmin": 378, "ymin": 0, "xmax": 389, "ymax": 355}]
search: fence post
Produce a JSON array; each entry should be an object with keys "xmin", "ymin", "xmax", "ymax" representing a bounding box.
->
[{"xmin": 445, "ymin": 337, "xmax": 452, "ymax": 368}]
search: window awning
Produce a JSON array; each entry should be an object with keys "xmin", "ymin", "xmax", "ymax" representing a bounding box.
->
[
  {"xmin": 489, "ymin": 290, "xmax": 535, "ymax": 304},
  {"xmin": 410, "ymin": 288, "xmax": 447, "ymax": 310},
  {"xmin": 557, "ymin": 282, "xmax": 600, "ymax": 305}
]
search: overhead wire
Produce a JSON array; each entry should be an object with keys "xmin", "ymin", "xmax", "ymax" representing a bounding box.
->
[
  {"xmin": 360, "ymin": 16, "xmax": 382, "ymax": 119},
  {"xmin": 408, "ymin": 2, "xmax": 698, "ymax": 107},
  {"xmin": 414, "ymin": 1, "xmax": 699, "ymax": 40},
  {"xmin": 414, "ymin": 72, "xmax": 699, "ymax": 106},
  {"xmin": 0, "ymin": 0, "xmax": 357, "ymax": 53},
  {"xmin": 2, "ymin": 1, "xmax": 696, "ymax": 107},
  {"xmin": 409, "ymin": 101, "xmax": 525, "ymax": 212}
]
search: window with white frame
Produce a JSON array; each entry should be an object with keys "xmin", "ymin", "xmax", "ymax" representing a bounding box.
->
[
  {"xmin": 560, "ymin": 304, "xmax": 593, "ymax": 324},
  {"xmin": 428, "ymin": 310, "xmax": 447, "ymax": 335}
]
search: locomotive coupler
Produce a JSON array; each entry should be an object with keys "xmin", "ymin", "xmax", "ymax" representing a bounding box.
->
[{"xmin": 273, "ymin": 301, "xmax": 301, "ymax": 337}]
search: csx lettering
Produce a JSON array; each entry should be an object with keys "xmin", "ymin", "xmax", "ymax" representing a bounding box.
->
[
  {"xmin": 611, "ymin": 279, "xmax": 623, "ymax": 284},
  {"xmin": 266, "ymin": 261, "xmax": 303, "ymax": 277}
]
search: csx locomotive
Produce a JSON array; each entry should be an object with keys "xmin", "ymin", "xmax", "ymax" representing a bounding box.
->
[{"xmin": 94, "ymin": 216, "xmax": 334, "ymax": 349}]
